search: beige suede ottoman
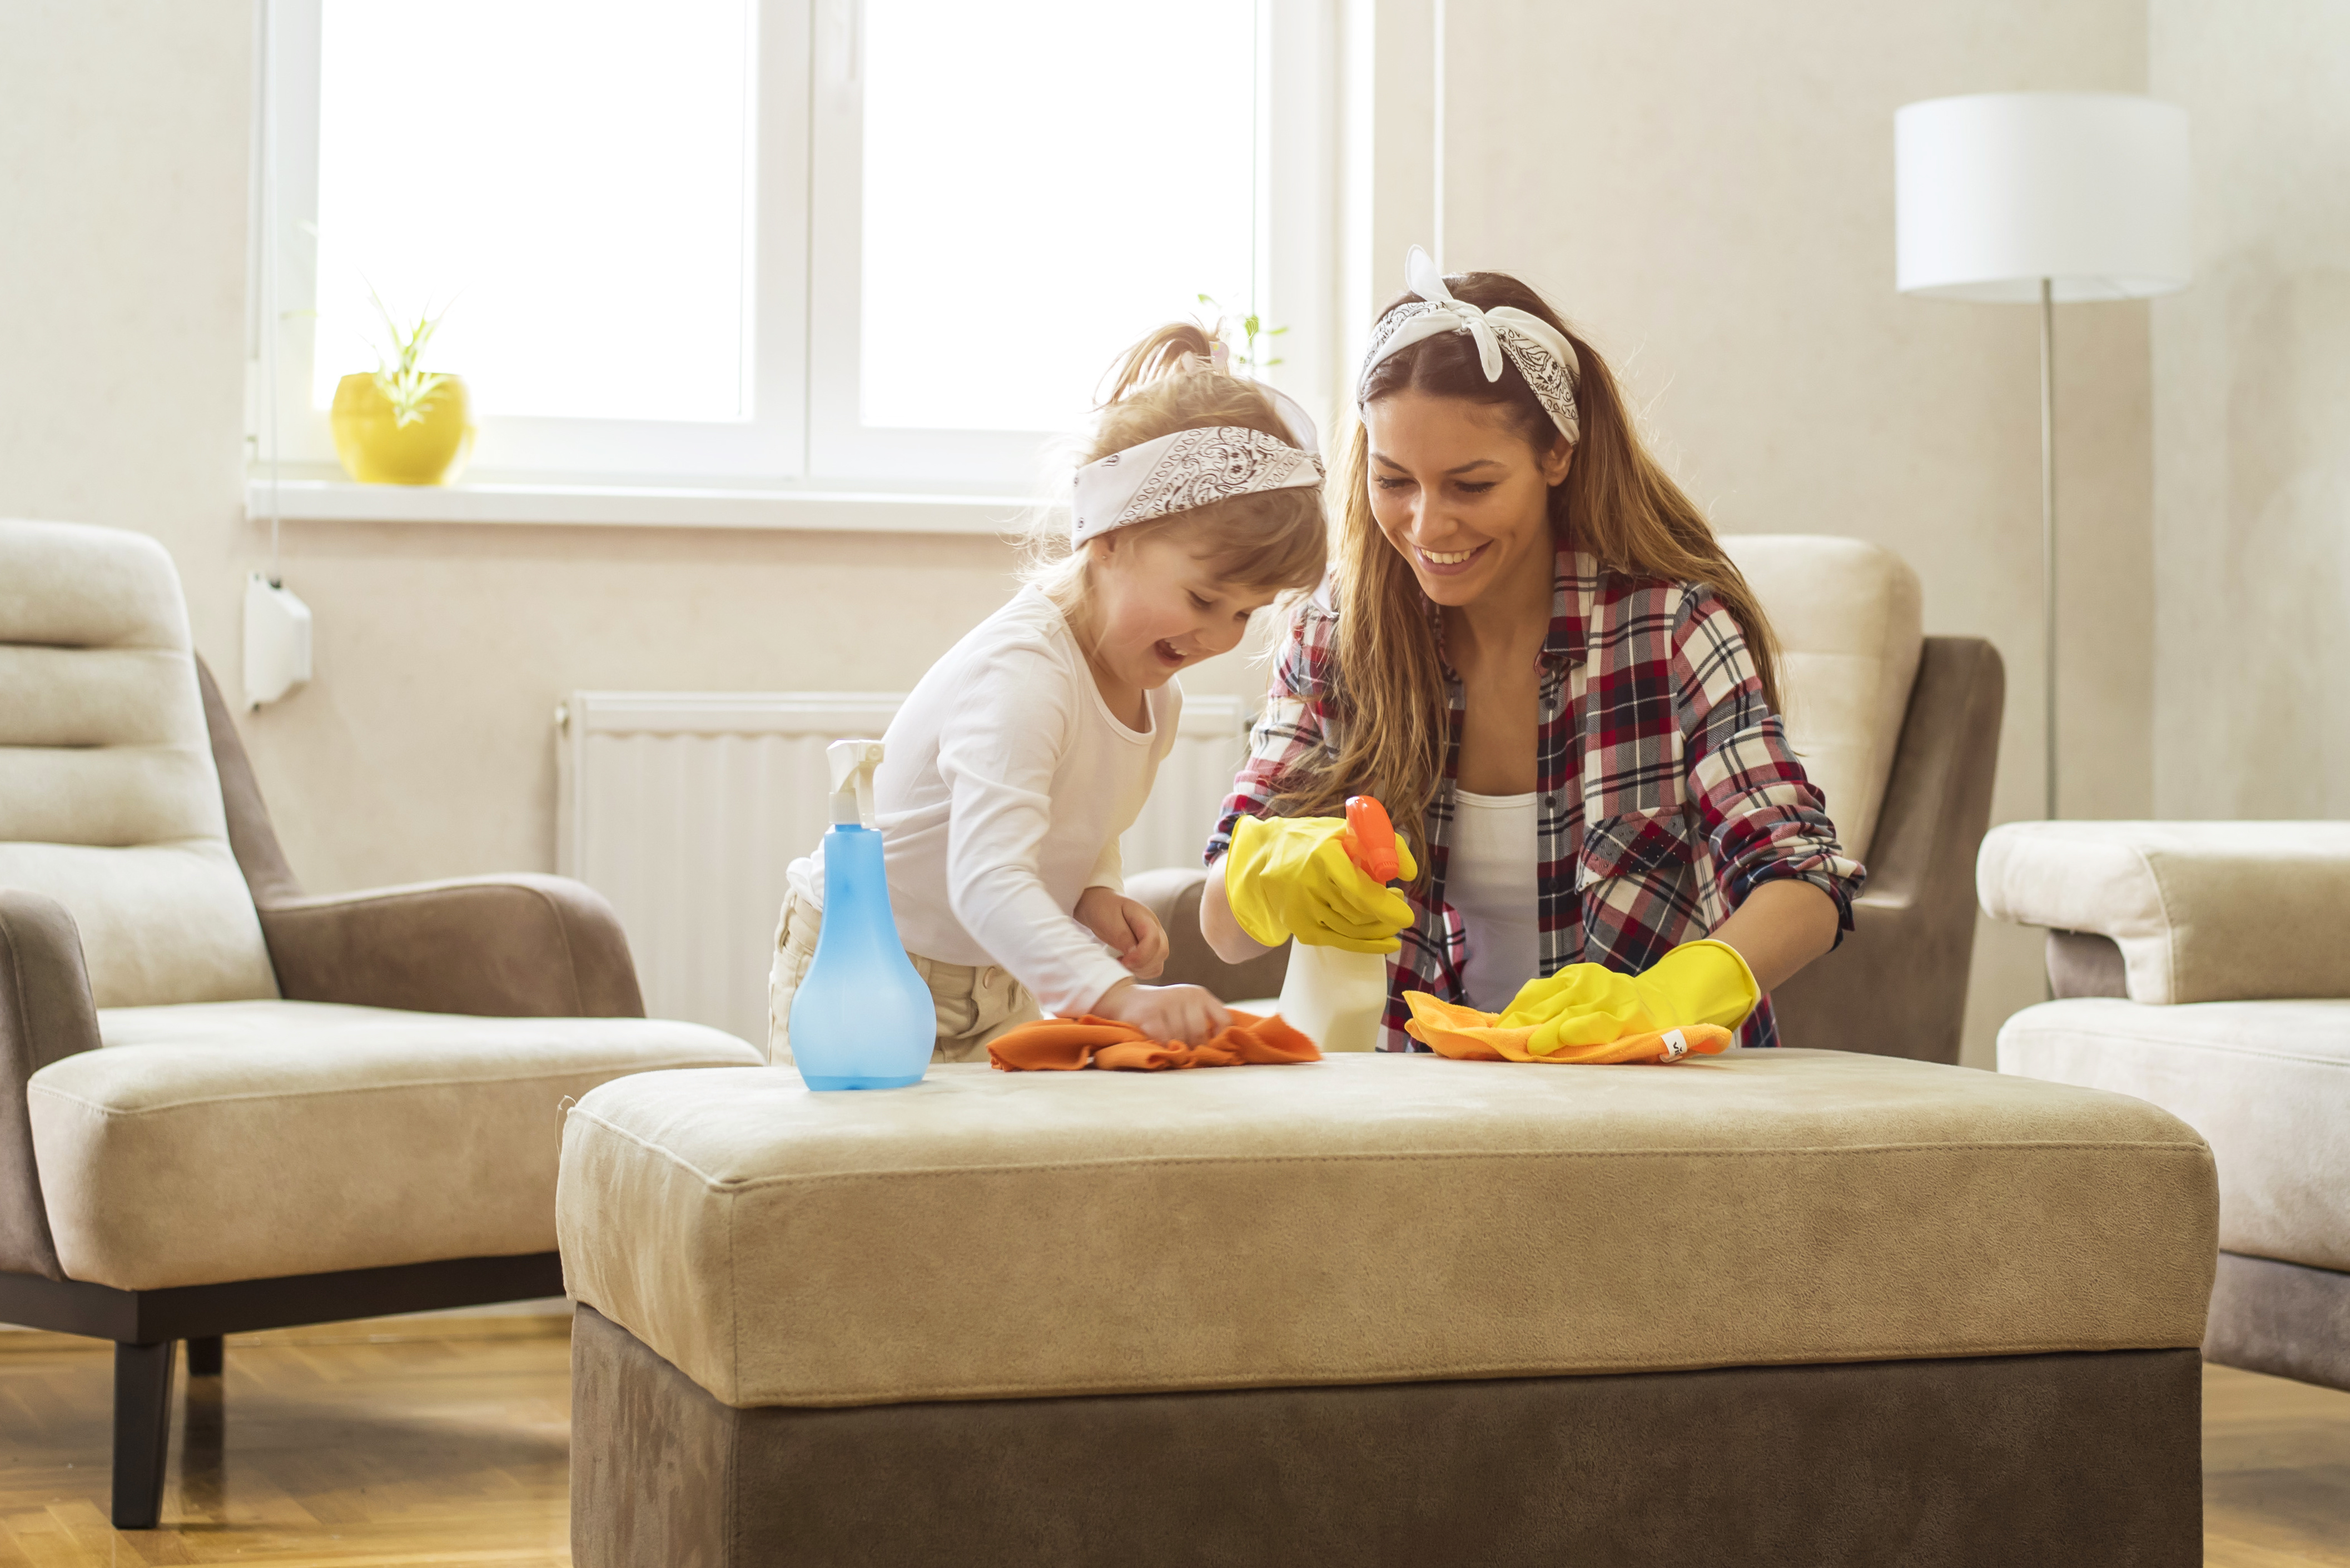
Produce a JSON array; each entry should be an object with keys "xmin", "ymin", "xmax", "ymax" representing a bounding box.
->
[{"xmin": 557, "ymin": 1049, "xmax": 2217, "ymax": 1567}]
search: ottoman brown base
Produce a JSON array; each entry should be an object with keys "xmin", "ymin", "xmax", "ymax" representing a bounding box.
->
[{"xmin": 570, "ymin": 1305, "xmax": 2201, "ymax": 1567}]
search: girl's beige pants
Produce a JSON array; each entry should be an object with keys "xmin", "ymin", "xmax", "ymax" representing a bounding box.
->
[{"xmin": 767, "ymin": 889, "xmax": 1042, "ymax": 1066}]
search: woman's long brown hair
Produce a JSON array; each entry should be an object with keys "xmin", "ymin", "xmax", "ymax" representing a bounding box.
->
[{"xmin": 1270, "ymin": 271, "xmax": 1783, "ymax": 875}]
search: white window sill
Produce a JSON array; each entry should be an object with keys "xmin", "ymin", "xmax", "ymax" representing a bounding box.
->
[{"xmin": 242, "ymin": 476, "xmax": 1036, "ymax": 535}]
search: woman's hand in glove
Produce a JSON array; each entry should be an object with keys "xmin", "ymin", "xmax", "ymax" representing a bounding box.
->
[
  {"xmin": 1221, "ymin": 814, "xmax": 1419, "ymax": 953},
  {"xmin": 1500, "ymin": 939, "xmax": 1759, "ymax": 1056}
]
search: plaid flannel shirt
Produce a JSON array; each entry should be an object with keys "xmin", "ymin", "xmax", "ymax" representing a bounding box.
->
[{"xmin": 1206, "ymin": 546, "xmax": 1865, "ymax": 1052}]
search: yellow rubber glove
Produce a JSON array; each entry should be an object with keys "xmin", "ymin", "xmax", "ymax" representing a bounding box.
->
[
  {"xmin": 1223, "ymin": 814, "xmax": 1419, "ymax": 953},
  {"xmin": 1497, "ymin": 939, "xmax": 1759, "ymax": 1058}
]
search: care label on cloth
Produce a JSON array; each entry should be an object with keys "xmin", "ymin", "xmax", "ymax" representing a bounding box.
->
[{"xmin": 1660, "ymin": 1028, "xmax": 1690, "ymax": 1062}]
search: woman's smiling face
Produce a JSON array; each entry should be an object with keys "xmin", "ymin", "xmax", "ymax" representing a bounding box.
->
[{"xmin": 1362, "ymin": 389, "xmax": 1571, "ymax": 608}]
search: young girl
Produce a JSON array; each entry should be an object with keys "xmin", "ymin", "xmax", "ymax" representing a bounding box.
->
[
  {"xmin": 770, "ymin": 324, "xmax": 1329, "ymax": 1061},
  {"xmin": 1203, "ymin": 250, "xmax": 1865, "ymax": 1053}
]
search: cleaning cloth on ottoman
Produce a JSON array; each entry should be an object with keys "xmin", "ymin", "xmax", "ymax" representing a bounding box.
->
[
  {"xmin": 1403, "ymin": 991, "xmax": 1733, "ymax": 1064},
  {"xmin": 990, "ymin": 1010, "xmax": 1321, "ymax": 1071}
]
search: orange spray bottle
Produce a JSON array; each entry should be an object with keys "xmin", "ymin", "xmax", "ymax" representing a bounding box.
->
[{"xmin": 1275, "ymin": 795, "xmax": 1404, "ymax": 1053}]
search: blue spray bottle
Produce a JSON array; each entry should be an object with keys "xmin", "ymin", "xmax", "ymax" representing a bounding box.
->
[{"xmin": 788, "ymin": 739, "xmax": 936, "ymax": 1091}]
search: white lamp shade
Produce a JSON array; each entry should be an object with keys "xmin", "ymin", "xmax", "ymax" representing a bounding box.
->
[{"xmin": 1896, "ymin": 92, "xmax": 2190, "ymax": 302}]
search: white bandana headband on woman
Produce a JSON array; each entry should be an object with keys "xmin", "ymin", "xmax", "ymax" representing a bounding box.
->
[
  {"xmin": 1357, "ymin": 245, "xmax": 1582, "ymax": 445},
  {"xmin": 1070, "ymin": 378, "xmax": 1325, "ymax": 549}
]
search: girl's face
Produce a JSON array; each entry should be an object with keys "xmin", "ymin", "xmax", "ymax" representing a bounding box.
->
[
  {"xmin": 1362, "ymin": 389, "xmax": 1571, "ymax": 609},
  {"xmin": 1080, "ymin": 529, "xmax": 1280, "ymax": 696}
]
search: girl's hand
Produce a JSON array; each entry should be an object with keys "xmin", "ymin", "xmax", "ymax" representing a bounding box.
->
[
  {"xmin": 1090, "ymin": 979, "xmax": 1231, "ymax": 1046},
  {"xmin": 1075, "ymin": 887, "xmax": 1170, "ymax": 979}
]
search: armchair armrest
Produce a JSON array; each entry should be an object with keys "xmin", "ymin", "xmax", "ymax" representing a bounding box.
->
[
  {"xmin": 1125, "ymin": 867, "xmax": 1290, "ymax": 1003},
  {"xmin": 1767, "ymin": 636, "xmax": 2004, "ymax": 1063},
  {"xmin": 259, "ymin": 874, "xmax": 645, "ymax": 1018},
  {"xmin": 193, "ymin": 655, "xmax": 645, "ymax": 1020},
  {"xmin": 1978, "ymin": 820, "xmax": 2350, "ymax": 1005},
  {"xmin": 0, "ymin": 889, "xmax": 100, "ymax": 1279}
]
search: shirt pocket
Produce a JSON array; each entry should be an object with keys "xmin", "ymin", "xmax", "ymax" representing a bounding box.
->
[{"xmin": 1576, "ymin": 806, "xmax": 1697, "ymax": 893}]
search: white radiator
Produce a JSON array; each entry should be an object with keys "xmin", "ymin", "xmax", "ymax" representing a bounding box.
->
[{"xmin": 555, "ymin": 691, "xmax": 1250, "ymax": 1046}]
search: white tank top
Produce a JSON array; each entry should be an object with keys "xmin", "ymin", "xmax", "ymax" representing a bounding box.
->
[{"xmin": 1448, "ymin": 789, "xmax": 1541, "ymax": 1013}]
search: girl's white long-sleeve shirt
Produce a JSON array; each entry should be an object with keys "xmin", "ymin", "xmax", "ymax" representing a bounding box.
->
[{"xmin": 788, "ymin": 586, "xmax": 1178, "ymax": 1017}]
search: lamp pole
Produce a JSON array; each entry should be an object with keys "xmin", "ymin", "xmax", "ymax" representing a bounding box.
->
[
  {"xmin": 1893, "ymin": 92, "xmax": 2192, "ymax": 825},
  {"xmin": 2039, "ymin": 277, "xmax": 2057, "ymax": 822}
]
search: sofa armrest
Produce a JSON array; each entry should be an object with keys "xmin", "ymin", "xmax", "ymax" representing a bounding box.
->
[
  {"xmin": 1978, "ymin": 820, "xmax": 2350, "ymax": 1005},
  {"xmin": 259, "ymin": 873, "xmax": 646, "ymax": 1018},
  {"xmin": 1125, "ymin": 867, "xmax": 1291, "ymax": 1003},
  {"xmin": 1767, "ymin": 637, "xmax": 2004, "ymax": 1063},
  {"xmin": 0, "ymin": 890, "xmax": 100, "ymax": 1280}
]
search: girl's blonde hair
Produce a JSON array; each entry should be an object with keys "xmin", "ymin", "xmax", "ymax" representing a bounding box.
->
[
  {"xmin": 1023, "ymin": 322, "xmax": 1328, "ymax": 613},
  {"xmin": 1270, "ymin": 271, "xmax": 1783, "ymax": 873}
]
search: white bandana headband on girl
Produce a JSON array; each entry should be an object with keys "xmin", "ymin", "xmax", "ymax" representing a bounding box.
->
[
  {"xmin": 1357, "ymin": 246, "xmax": 1582, "ymax": 445},
  {"xmin": 1069, "ymin": 377, "xmax": 1325, "ymax": 549}
]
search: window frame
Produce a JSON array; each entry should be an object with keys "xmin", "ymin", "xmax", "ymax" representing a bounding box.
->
[{"xmin": 254, "ymin": 0, "xmax": 1335, "ymax": 505}]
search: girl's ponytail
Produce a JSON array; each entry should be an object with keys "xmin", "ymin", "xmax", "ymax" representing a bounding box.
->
[{"xmin": 1098, "ymin": 321, "xmax": 1220, "ymax": 407}]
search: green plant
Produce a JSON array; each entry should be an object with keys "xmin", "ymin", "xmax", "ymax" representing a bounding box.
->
[
  {"xmin": 1197, "ymin": 295, "xmax": 1286, "ymax": 375},
  {"xmin": 367, "ymin": 287, "xmax": 453, "ymax": 427}
]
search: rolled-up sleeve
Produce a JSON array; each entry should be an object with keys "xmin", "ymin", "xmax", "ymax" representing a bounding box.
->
[
  {"xmin": 1204, "ymin": 604, "xmax": 1338, "ymax": 865},
  {"xmin": 1670, "ymin": 587, "xmax": 1866, "ymax": 938}
]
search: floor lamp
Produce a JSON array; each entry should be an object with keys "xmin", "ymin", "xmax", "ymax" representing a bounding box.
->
[{"xmin": 1894, "ymin": 92, "xmax": 2190, "ymax": 820}]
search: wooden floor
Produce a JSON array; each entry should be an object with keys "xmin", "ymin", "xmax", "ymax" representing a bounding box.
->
[
  {"xmin": 0, "ymin": 1315, "xmax": 572, "ymax": 1564},
  {"xmin": 2207, "ymin": 1360, "xmax": 2350, "ymax": 1567},
  {"xmin": 0, "ymin": 1318, "xmax": 2343, "ymax": 1564}
]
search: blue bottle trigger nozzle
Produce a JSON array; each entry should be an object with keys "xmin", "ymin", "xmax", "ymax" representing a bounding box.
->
[
  {"xmin": 828, "ymin": 738, "xmax": 883, "ymax": 828},
  {"xmin": 789, "ymin": 737, "xmax": 936, "ymax": 1092}
]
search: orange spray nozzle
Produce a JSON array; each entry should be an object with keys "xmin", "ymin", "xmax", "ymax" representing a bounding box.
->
[{"xmin": 1340, "ymin": 795, "xmax": 1400, "ymax": 884}]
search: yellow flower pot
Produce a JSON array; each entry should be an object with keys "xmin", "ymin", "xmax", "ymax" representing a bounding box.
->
[{"xmin": 329, "ymin": 372, "xmax": 475, "ymax": 485}]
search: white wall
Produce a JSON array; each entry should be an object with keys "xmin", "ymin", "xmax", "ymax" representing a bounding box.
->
[
  {"xmin": 1442, "ymin": 0, "xmax": 2155, "ymax": 1066},
  {"xmin": 2150, "ymin": 1, "xmax": 2350, "ymax": 819},
  {"xmin": 3, "ymin": 0, "xmax": 2185, "ymax": 1069},
  {"xmin": 1, "ymin": 0, "xmax": 255, "ymax": 688}
]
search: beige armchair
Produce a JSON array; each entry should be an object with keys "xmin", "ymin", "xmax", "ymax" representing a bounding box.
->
[
  {"xmin": 0, "ymin": 518, "xmax": 762, "ymax": 1527},
  {"xmin": 1134, "ymin": 536, "xmax": 2005, "ymax": 1064},
  {"xmin": 1980, "ymin": 821, "xmax": 2350, "ymax": 1392}
]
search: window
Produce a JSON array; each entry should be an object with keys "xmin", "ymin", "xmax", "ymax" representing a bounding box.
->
[
  {"xmin": 834, "ymin": 1, "xmax": 1256, "ymax": 462},
  {"xmin": 314, "ymin": 1, "xmax": 759, "ymax": 425},
  {"xmin": 257, "ymin": 0, "xmax": 1333, "ymax": 500}
]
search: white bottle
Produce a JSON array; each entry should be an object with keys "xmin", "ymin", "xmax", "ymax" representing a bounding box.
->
[{"xmin": 1278, "ymin": 944, "xmax": 1390, "ymax": 1052}]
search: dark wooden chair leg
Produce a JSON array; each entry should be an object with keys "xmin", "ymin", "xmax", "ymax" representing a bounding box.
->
[
  {"xmin": 185, "ymin": 1335, "xmax": 223, "ymax": 1377},
  {"xmin": 112, "ymin": 1340, "xmax": 176, "ymax": 1529}
]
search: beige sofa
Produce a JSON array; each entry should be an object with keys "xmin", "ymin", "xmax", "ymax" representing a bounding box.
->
[
  {"xmin": 1136, "ymin": 536, "xmax": 2005, "ymax": 1063},
  {"xmin": 1979, "ymin": 820, "xmax": 2350, "ymax": 1391},
  {"xmin": 0, "ymin": 517, "xmax": 761, "ymax": 1527}
]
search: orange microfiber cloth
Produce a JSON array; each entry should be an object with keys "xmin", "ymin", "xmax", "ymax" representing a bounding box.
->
[
  {"xmin": 989, "ymin": 1010, "xmax": 1323, "ymax": 1072},
  {"xmin": 1401, "ymin": 991, "xmax": 1733, "ymax": 1065}
]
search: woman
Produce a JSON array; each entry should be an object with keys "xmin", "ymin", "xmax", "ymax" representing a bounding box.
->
[{"xmin": 1201, "ymin": 250, "xmax": 1862, "ymax": 1052}]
